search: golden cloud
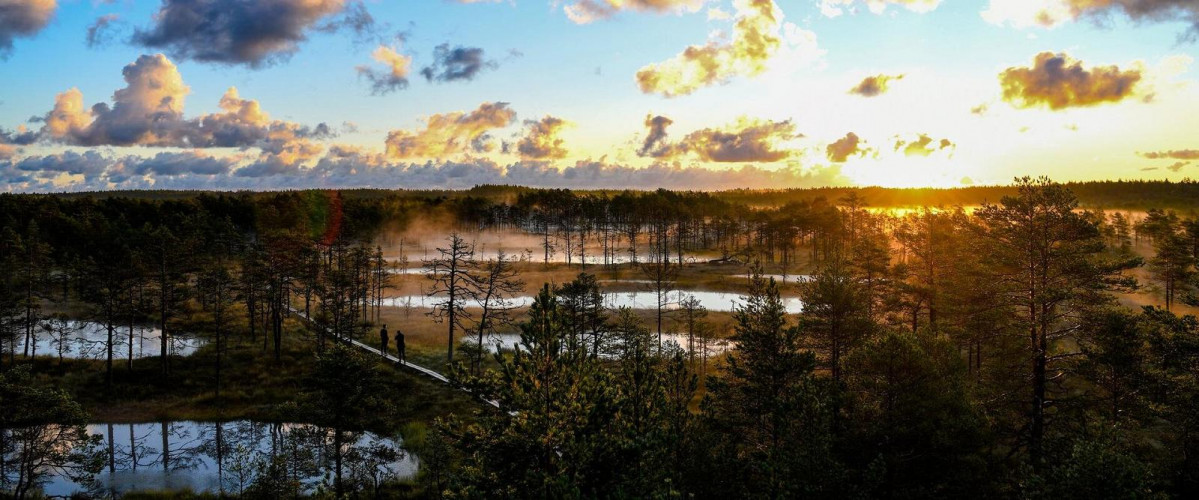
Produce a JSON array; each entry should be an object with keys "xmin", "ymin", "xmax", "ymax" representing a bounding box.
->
[
  {"xmin": 37, "ymin": 54, "xmax": 331, "ymax": 154},
  {"xmin": 1139, "ymin": 149, "xmax": 1199, "ymax": 160},
  {"xmin": 999, "ymin": 52, "xmax": 1142, "ymax": 110},
  {"xmin": 43, "ymin": 54, "xmax": 190, "ymax": 146},
  {"xmin": 826, "ymin": 132, "xmax": 871, "ymax": 162},
  {"xmin": 517, "ymin": 116, "xmax": 570, "ymax": 160},
  {"xmin": 894, "ymin": 133, "xmax": 954, "ymax": 157},
  {"xmin": 384, "ymin": 102, "xmax": 516, "ymax": 160},
  {"xmin": 357, "ymin": 44, "xmax": 413, "ymax": 94},
  {"xmin": 639, "ymin": 116, "xmax": 799, "ymax": 163},
  {"xmin": 848, "ymin": 73, "xmax": 904, "ymax": 97},
  {"xmin": 635, "ymin": 0, "xmax": 782, "ymax": 97}
]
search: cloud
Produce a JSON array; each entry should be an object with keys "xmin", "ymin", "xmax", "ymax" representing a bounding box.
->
[
  {"xmin": 640, "ymin": 117, "xmax": 799, "ymax": 163},
  {"xmin": 12, "ymin": 151, "xmax": 110, "ymax": 180},
  {"xmin": 130, "ymin": 151, "xmax": 237, "ymax": 176},
  {"xmin": 681, "ymin": 118, "xmax": 798, "ymax": 162},
  {"xmin": 638, "ymin": 115, "xmax": 674, "ymax": 157},
  {"xmin": 708, "ymin": 7, "xmax": 732, "ymax": 20},
  {"xmin": 317, "ymin": 0, "xmax": 377, "ymax": 41},
  {"xmin": 35, "ymin": 54, "xmax": 331, "ymax": 153},
  {"xmin": 2, "ymin": 150, "xmax": 849, "ymax": 192},
  {"xmin": 894, "ymin": 134, "xmax": 955, "ymax": 157},
  {"xmin": 999, "ymin": 52, "xmax": 1142, "ymax": 110},
  {"xmin": 1168, "ymin": 161, "xmax": 1190, "ymax": 172},
  {"xmin": 848, "ymin": 73, "xmax": 904, "ymax": 97},
  {"xmin": 562, "ymin": 0, "xmax": 705, "ymax": 24},
  {"xmin": 826, "ymin": 132, "xmax": 872, "ymax": 162},
  {"xmin": 384, "ymin": 102, "xmax": 516, "ymax": 160},
  {"xmin": 357, "ymin": 44, "xmax": 412, "ymax": 94},
  {"xmin": 195, "ymin": 87, "xmax": 332, "ymax": 149},
  {"xmin": 420, "ymin": 44, "xmax": 496, "ymax": 83},
  {"xmin": 85, "ymin": 13, "xmax": 120, "ymax": 48},
  {"xmin": 517, "ymin": 116, "xmax": 570, "ymax": 160},
  {"xmin": 636, "ymin": 0, "xmax": 784, "ymax": 97},
  {"xmin": 132, "ymin": 0, "xmax": 350, "ymax": 66},
  {"xmin": 0, "ymin": 0, "xmax": 56, "ymax": 55},
  {"xmin": 820, "ymin": 0, "xmax": 941, "ymax": 18},
  {"xmin": 0, "ymin": 125, "xmax": 38, "ymax": 146},
  {"xmin": 42, "ymin": 54, "xmax": 190, "ymax": 146},
  {"xmin": 1139, "ymin": 149, "xmax": 1199, "ymax": 160},
  {"xmin": 983, "ymin": 0, "xmax": 1199, "ymax": 36}
]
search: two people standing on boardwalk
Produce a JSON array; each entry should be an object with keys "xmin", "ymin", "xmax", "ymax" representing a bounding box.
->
[{"xmin": 379, "ymin": 324, "xmax": 406, "ymax": 364}]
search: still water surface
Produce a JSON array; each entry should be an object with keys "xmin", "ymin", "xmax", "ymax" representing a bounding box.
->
[{"xmin": 41, "ymin": 420, "xmax": 415, "ymax": 497}]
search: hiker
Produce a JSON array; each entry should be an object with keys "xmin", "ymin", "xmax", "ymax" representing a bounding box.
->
[
  {"xmin": 396, "ymin": 328, "xmax": 406, "ymax": 364},
  {"xmin": 380, "ymin": 324, "xmax": 389, "ymax": 357}
]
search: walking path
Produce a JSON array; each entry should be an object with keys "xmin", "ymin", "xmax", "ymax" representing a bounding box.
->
[{"xmin": 287, "ymin": 306, "xmax": 499, "ymax": 409}]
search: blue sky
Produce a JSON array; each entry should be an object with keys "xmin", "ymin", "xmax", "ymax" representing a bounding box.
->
[{"xmin": 1, "ymin": 0, "xmax": 1198, "ymax": 191}]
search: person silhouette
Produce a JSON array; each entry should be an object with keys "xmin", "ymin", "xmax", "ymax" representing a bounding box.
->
[
  {"xmin": 396, "ymin": 328, "xmax": 406, "ymax": 365},
  {"xmin": 380, "ymin": 324, "xmax": 389, "ymax": 357}
]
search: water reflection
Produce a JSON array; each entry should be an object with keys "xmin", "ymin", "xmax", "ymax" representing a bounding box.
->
[
  {"xmin": 383, "ymin": 290, "xmax": 802, "ymax": 314},
  {"xmin": 461, "ymin": 332, "xmax": 736, "ymax": 357},
  {"xmin": 603, "ymin": 290, "xmax": 803, "ymax": 314},
  {"xmin": 39, "ymin": 421, "xmax": 415, "ymax": 497},
  {"xmin": 14, "ymin": 320, "xmax": 203, "ymax": 360},
  {"xmin": 389, "ymin": 250, "xmax": 709, "ymax": 267}
]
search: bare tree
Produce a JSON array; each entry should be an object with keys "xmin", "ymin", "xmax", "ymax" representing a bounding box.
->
[
  {"xmin": 469, "ymin": 252, "xmax": 525, "ymax": 374},
  {"xmin": 640, "ymin": 230, "xmax": 678, "ymax": 348},
  {"xmin": 426, "ymin": 234, "xmax": 476, "ymax": 364}
]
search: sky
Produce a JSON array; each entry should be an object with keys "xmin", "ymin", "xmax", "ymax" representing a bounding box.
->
[{"xmin": 1, "ymin": 0, "xmax": 1198, "ymax": 192}]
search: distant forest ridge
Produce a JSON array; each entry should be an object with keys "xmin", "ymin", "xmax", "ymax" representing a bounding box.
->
[{"xmin": 38, "ymin": 179, "xmax": 1199, "ymax": 212}]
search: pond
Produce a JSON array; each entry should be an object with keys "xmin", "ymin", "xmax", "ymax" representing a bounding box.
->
[
  {"xmin": 390, "ymin": 250, "xmax": 713, "ymax": 267},
  {"xmin": 461, "ymin": 332, "xmax": 737, "ymax": 357},
  {"xmin": 383, "ymin": 290, "xmax": 802, "ymax": 314},
  {"xmin": 35, "ymin": 420, "xmax": 416, "ymax": 497},
  {"xmin": 13, "ymin": 319, "xmax": 204, "ymax": 360}
]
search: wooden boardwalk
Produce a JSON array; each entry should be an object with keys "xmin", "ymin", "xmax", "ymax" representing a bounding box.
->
[{"xmin": 287, "ymin": 306, "xmax": 499, "ymax": 409}]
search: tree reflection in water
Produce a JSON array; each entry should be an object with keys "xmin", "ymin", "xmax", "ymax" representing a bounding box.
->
[{"xmin": 37, "ymin": 420, "xmax": 414, "ymax": 498}]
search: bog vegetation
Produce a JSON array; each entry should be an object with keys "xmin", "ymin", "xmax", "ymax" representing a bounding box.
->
[{"xmin": 2, "ymin": 178, "xmax": 1199, "ymax": 498}]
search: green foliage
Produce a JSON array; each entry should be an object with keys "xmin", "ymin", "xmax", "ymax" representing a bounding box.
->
[
  {"xmin": 444, "ymin": 282, "xmax": 701, "ymax": 498},
  {"xmin": 844, "ymin": 330, "xmax": 988, "ymax": 499},
  {"xmin": 1022, "ymin": 431, "xmax": 1166, "ymax": 500},
  {"xmin": 0, "ymin": 365, "xmax": 105, "ymax": 498},
  {"xmin": 699, "ymin": 272, "xmax": 843, "ymax": 499}
]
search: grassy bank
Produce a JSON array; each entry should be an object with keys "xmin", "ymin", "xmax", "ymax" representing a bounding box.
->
[{"xmin": 8, "ymin": 319, "xmax": 484, "ymax": 430}]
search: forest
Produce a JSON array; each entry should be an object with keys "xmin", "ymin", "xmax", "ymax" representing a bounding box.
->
[{"xmin": 2, "ymin": 177, "xmax": 1199, "ymax": 498}]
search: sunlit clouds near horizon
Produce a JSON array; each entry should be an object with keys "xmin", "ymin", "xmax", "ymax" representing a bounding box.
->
[{"xmin": 1, "ymin": 0, "xmax": 1199, "ymax": 192}]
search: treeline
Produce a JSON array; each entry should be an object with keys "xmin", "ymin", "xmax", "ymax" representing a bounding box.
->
[
  {"xmin": 5, "ymin": 178, "xmax": 1199, "ymax": 497},
  {"xmin": 54, "ymin": 178, "xmax": 1199, "ymax": 212},
  {"xmin": 0, "ymin": 190, "xmax": 400, "ymax": 382},
  {"xmin": 0, "ymin": 191, "xmax": 417, "ymax": 497},
  {"xmin": 418, "ymin": 177, "xmax": 1199, "ymax": 498}
]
